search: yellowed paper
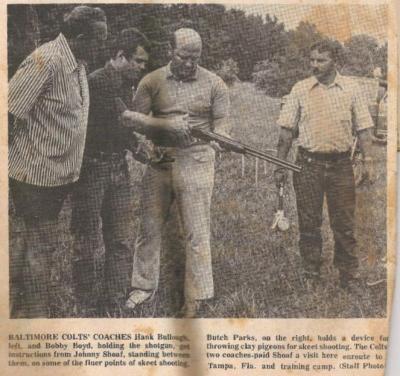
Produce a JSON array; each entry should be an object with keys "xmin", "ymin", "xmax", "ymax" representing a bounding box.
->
[{"xmin": 1, "ymin": 1, "xmax": 397, "ymax": 375}]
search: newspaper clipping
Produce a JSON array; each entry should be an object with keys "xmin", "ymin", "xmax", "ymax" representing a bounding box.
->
[{"xmin": 1, "ymin": 1, "xmax": 397, "ymax": 375}]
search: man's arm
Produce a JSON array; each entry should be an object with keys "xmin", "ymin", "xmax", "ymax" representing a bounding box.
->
[
  {"xmin": 131, "ymin": 77, "xmax": 152, "ymax": 115},
  {"xmin": 357, "ymin": 128, "xmax": 374, "ymax": 183},
  {"xmin": 121, "ymin": 110, "xmax": 187, "ymax": 138},
  {"xmin": 357, "ymin": 128, "xmax": 373, "ymax": 160},
  {"xmin": 9, "ymin": 52, "xmax": 53, "ymax": 120},
  {"xmin": 274, "ymin": 128, "xmax": 294, "ymax": 186},
  {"xmin": 273, "ymin": 85, "xmax": 300, "ymax": 186},
  {"xmin": 276, "ymin": 128, "xmax": 294, "ymax": 160},
  {"xmin": 211, "ymin": 79, "xmax": 231, "ymax": 137},
  {"xmin": 352, "ymin": 82, "xmax": 375, "ymax": 182}
]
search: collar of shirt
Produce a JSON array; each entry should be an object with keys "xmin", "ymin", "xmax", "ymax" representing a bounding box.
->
[
  {"xmin": 56, "ymin": 33, "xmax": 79, "ymax": 74},
  {"xmin": 309, "ymin": 71, "xmax": 345, "ymax": 91},
  {"xmin": 166, "ymin": 62, "xmax": 199, "ymax": 82}
]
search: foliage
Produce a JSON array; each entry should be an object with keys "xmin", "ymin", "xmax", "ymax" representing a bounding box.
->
[
  {"xmin": 213, "ymin": 58, "xmax": 240, "ymax": 86},
  {"xmin": 253, "ymin": 24, "xmax": 387, "ymax": 97},
  {"xmin": 8, "ymin": 4, "xmax": 287, "ymax": 80},
  {"xmin": 253, "ymin": 22, "xmax": 324, "ymax": 97},
  {"xmin": 342, "ymin": 34, "xmax": 380, "ymax": 77},
  {"xmin": 373, "ymin": 42, "xmax": 388, "ymax": 79},
  {"xmin": 8, "ymin": 4, "xmax": 388, "ymax": 92}
]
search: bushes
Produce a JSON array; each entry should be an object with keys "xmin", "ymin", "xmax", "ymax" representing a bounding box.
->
[
  {"xmin": 213, "ymin": 58, "xmax": 240, "ymax": 86},
  {"xmin": 252, "ymin": 29, "xmax": 387, "ymax": 98},
  {"xmin": 9, "ymin": 4, "xmax": 387, "ymax": 88},
  {"xmin": 253, "ymin": 55, "xmax": 310, "ymax": 98}
]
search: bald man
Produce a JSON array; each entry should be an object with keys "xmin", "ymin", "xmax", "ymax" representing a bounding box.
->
[{"xmin": 125, "ymin": 28, "xmax": 230, "ymax": 317}]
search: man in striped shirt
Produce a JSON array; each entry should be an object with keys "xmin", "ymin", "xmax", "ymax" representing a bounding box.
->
[{"xmin": 8, "ymin": 6, "xmax": 107, "ymax": 318}]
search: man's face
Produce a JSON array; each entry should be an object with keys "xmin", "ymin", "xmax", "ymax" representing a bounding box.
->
[
  {"xmin": 310, "ymin": 49, "xmax": 335, "ymax": 81},
  {"xmin": 125, "ymin": 45, "xmax": 149, "ymax": 81},
  {"xmin": 171, "ymin": 45, "xmax": 201, "ymax": 80}
]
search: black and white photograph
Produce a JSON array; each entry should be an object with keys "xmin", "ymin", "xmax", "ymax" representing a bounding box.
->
[{"xmin": 8, "ymin": 3, "xmax": 390, "ymax": 320}]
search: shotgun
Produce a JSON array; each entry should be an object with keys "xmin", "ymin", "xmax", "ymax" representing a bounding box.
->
[{"xmin": 190, "ymin": 127, "xmax": 301, "ymax": 173}]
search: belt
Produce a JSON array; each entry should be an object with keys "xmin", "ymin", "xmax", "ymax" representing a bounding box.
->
[
  {"xmin": 298, "ymin": 147, "xmax": 351, "ymax": 162},
  {"xmin": 85, "ymin": 151, "xmax": 126, "ymax": 161}
]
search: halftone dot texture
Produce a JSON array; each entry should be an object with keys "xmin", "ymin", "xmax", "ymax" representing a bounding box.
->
[
  {"xmin": 71, "ymin": 158, "xmax": 136, "ymax": 308},
  {"xmin": 131, "ymin": 149, "xmax": 216, "ymax": 302},
  {"xmin": 8, "ymin": 3, "xmax": 387, "ymax": 318}
]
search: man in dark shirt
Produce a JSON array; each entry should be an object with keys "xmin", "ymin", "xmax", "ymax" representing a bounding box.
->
[{"xmin": 71, "ymin": 28, "xmax": 149, "ymax": 316}]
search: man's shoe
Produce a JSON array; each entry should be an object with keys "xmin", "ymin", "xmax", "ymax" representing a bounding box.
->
[
  {"xmin": 125, "ymin": 290, "xmax": 153, "ymax": 310},
  {"xmin": 179, "ymin": 299, "xmax": 201, "ymax": 318}
]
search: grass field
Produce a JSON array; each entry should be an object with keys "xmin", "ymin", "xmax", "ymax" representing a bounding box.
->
[{"xmin": 10, "ymin": 82, "xmax": 388, "ymax": 318}]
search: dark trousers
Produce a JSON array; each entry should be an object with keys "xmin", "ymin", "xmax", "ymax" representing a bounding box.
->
[
  {"xmin": 71, "ymin": 155, "xmax": 135, "ymax": 309},
  {"xmin": 9, "ymin": 178, "xmax": 72, "ymax": 318},
  {"xmin": 293, "ymin": 150, "xmax": 358, "ymax": 275}
]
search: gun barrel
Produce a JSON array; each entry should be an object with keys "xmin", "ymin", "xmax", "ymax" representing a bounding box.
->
[
  {"xmin": 192, "ymin": 128, "xmax": 301, "ymax": 173},
  {"xmin": 241, "ymin": 146, "xmax": 301, "ymax": 172}
]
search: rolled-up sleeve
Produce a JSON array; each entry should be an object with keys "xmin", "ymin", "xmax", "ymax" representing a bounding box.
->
[
  {"xmin": 9, "ymin": 53, "xmax": 52, "ymax": 120},
  {"xmin": 212, "ymin": 78, "xmax": 230, "ymax": 120},
  {"xmin": 352, "ymin": 85, "xmax": 374, "ymax": 132},
  {"xmin": 277, "ymin": 86, "xmax": 301, "ymax": 131},
  {"xmin": 132, "ymin": 77, "xmax": 152, "ymax": 115},
  {"xmin": 211, "ymin": 78, "xmax": 230, "ymax": 134}
]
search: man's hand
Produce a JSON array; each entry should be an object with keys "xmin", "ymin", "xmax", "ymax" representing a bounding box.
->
[
  {"xmin": 209, "ymin": 141, "xmax": 224, "ymax": 152},
  {"xmin": 274, "ymin": 167, "xmax": 288, "ymax": 188},
  {"xmin": 121, "ymin": 110, "xmax": 142, "ymax": 130},
  {"xmin": 361, "ymin": 157, "xmax": 375, "ymax": 184},
  {"xmin": 115, "ymin": 97, "xmax": 128, "ymax": 115},
  {"xmin": 161, "ymin": 115, "xmax": 192, "ymax": 147},
  {"xmin": 356, "ymin": 129, "xmax": 374, "ymax": 185},
  {"xmin": 354, "ymin": 156, "xmax": 375, "ymax": 186},
  {"xmin": 210, "ymin": 130, "xmax": 232, "ymax": 152},
  {"xmin": 166, "ymin": 115, "xmax": 190, "ymax": 134}
]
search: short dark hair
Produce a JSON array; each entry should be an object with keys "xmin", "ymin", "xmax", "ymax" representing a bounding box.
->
[
  {"xmin": 310, "ymin": 39, "xmax": 340, "ymax": 61},
  {"xmin": 61, "ymin": 6, "xmax": 106, "ymax": 39},
  {"xmin": 108, "ymin": 28, "xmax": 150, "ymax": 59}
]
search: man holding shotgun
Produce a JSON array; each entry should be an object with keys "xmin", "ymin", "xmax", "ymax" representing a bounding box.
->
[
  {"xmin": 119, "ymin": 30, "xmax": 301, "ymax": 317},
  {"xmin": 122, "ymin": 28, "xmax": 230, "ymax": 318},
  {"xmin": 274, "ymin": 39, "xmax": 374, "ymax": 289}
]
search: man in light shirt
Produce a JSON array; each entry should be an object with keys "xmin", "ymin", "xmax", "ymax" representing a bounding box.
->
[
  {"xmin": 125, "ymin": 28, "xmax": 230, "ymax": 317},
  {"xmin": 274, "ymin": 39, "xmax": 374, "ymax": 289}
]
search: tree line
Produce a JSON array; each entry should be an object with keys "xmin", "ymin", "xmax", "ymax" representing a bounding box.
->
[{"xmin": 8, "ymin": 4, "xmax": 387, "ymax": 97}]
